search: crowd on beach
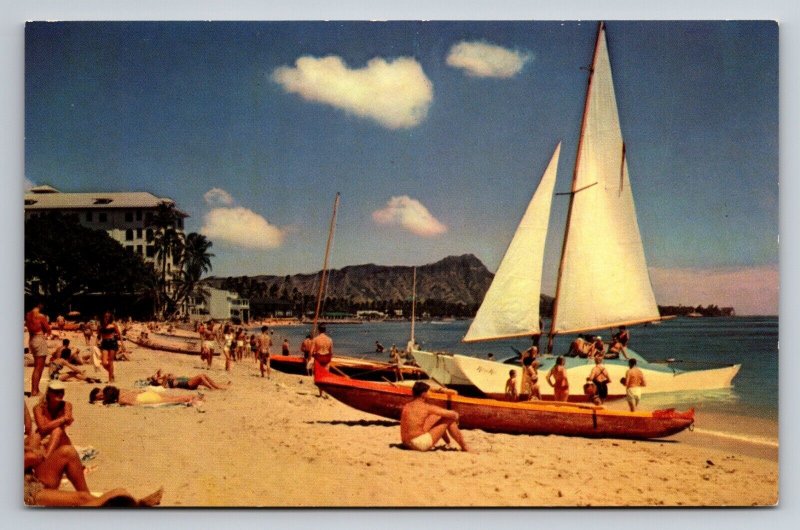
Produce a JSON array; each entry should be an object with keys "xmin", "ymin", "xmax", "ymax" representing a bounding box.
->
[{"xmin": 24, "ymin": 301, "xmax": 656, "ymax": 506}]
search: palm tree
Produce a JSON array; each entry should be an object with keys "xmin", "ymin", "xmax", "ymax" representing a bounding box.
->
[
  {"xmin": 148, "ymin": 201, "xmax": 185, "ymax": 317},
  {"xmin": 182, "ymin": 232, "xmax": 214, "ymax": 279},
  {"xmin": 172, "ymin": 233, "xmax": 214, "ymax": 318}
]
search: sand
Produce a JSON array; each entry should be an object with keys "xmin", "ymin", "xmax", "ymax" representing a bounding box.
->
[{"xmin": 23, "ymin": 331, "xmax": 778, "ymax": 507}]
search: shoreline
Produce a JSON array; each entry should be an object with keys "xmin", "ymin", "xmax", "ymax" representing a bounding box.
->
[{"xmin": 23, "ymin": 330, "xmax": 778, "ymax": 507}]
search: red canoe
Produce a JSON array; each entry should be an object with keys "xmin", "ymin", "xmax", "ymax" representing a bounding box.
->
[{"xmin": 313, "ymin": 362, "xmax": 694, "ymax": 440}]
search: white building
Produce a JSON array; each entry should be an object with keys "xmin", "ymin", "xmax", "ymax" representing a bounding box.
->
[
  {"xmin": 24, "ymin": 185, "xmax": 188, "ymax": 274},
  {"xmin": 188, "ymin": 287, "xmax": 250, "ymax": 322}
]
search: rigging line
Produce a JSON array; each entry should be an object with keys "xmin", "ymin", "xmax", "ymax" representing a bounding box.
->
[{"xmin": 555, "ymin": 182, "xmax": 598, "ymax": 196}]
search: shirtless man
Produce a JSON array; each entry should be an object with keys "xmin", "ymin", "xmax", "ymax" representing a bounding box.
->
[
  {"xmin": 301, "ymin": 333, "xmax": 314, "ymax": 375},
  {"xmin": 311, "ymin": 325, "xmax": 333, "ymax": 396},
  {"xmin": 400, "ymin": 382, "xmax": 469, "ymax": 452},
  {"xmin": 33, "ymin": 381, "xmax": 74, "ymax": 459},
  {"xmin": 257, "ymin": 326, "xmax": 272, "ymax": 378},
  {"xmin": 623, "ymin": 358, "xmax": 646, "ymax": 411},
  {"xmin": 26, "ymin": 303, "xmax": 52, "ymax": 397}
]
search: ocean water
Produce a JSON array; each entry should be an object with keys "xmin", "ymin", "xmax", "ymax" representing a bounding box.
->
[{"xmin": 262, "ymin": 317, "xmax": 778, "ymax": 422}]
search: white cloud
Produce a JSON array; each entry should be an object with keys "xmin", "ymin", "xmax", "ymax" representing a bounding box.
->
[
  {"xmin": 24, "ymin": 178, "xmax": 35, "ymax": 191},
  {"xmin": 272, "ymin": 55, "xmax": 433, "ymax": 129},
  {"xmin": 372, "ymin": 196, "xmax": 447, "ymax": 237},
  {"xmin": 446, "ymin": 41, "xmax": 531, "ymax": 78},
  {"xmin": 201, "ymin": 207, "xmax": 286, "ymax": 249},
  {"xmin": 204, "ymin": 188, "xmax": 234, "ymax": 207},
  {"xmin": 649, "ymin": 265, "xmax": 778, "ymax": 316}
]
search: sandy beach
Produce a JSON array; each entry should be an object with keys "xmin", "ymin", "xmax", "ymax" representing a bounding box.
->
[{"xmin": 23, "ymin": 331, "xmax": 778, "ymax": 507}]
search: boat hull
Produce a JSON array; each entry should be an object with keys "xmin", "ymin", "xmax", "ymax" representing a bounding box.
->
[
  {"xmin": 314, "ymin": 363, "xmax": 694, "ymax": 440},
  {"xmin": 453, "ymin": 354, "xmax": 741, "ymax": 401},
  {"xmin": 271, "ymin": 354, "xmax": 427, "ymax": 382},
  {"xmin": 410, "ymin": 350, "xmax": 482, "ymax": 396}
]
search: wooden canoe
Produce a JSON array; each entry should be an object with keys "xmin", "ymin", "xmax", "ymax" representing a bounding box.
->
[
  {"xmin": 271, "ymin": 354, "xmax": 427, "ymax": 382},
  {"xmin": 313, "ymin": 362, "xmax": 695, "ymax": 440}
]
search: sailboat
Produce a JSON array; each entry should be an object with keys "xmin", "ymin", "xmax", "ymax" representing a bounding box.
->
[{"xmin": 412, "ymin": 22, "xmax": 740, "ymax": 401}]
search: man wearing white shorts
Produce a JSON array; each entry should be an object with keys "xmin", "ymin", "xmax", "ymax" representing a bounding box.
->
[
  {"xmin": 400, "ymin": 382, "xmax": 469, "ymax": 452},
  {"xmin": 623, "ymin": 358, "xmax": 646, "ymax": 412}
]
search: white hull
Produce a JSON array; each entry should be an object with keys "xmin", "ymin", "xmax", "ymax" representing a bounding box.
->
[
  {"xmin": 410, "ymin": 350, "xmax": 473, "ymax": 387},
  {"xmin": 452, "ymin": 354, "xmax": 741, "ymax": 401}
]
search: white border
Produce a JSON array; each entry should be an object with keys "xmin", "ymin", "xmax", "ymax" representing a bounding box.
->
[{"xmin": 2, "ymin": 1, "xmax": 795, "ymax": 528}]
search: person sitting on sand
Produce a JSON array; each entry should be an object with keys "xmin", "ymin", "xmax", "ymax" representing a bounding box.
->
[
  {"xmin": 53, "ymin": 338, "xmax": 90, "ymax": 366},
  {"xmin": 400, "ymin": 381, "xmax": 469, "ymax": 452},
  {"xmin": 33, "ymin": 381, "xmax": 74, "ymax": 459},
  {"xmin": 150, "ymin": 369, "xmax": 229, "ymax": 390},
  {"xmin": 48, "ymin": 348, "xmax": 102, "ymax": 385},
  {"xmin": 505, "ymin": 369, "xmax": 518, "ymax": 401},
  {"xmin": 547, "ymin": 356, "xmax": 570, "ymax": 402},
  {"xmin": 375, "ymin": 341, "xmax": 385, "ymax": 353},
  {"xmin": 622, "ymin": 358, "xmax": 646, "ymax": 411},
  {"xmin": 89, "ymin": 385, "xmax": 201, "ymax": 407},
  {"xmin": 24, "ymin": 402, "xmax": 163, "ymax": 507}
]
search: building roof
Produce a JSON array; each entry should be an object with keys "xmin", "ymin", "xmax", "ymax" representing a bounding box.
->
[{"xmin": 24, "ymin": 189, "xmax": 188, "ymax": 217}]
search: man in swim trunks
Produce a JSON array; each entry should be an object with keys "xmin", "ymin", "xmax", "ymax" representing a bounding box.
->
[
  {"xmin": 623, "ymin": 358, "xmax": 646, "ymax": 411},
  {"xmin": 257, "ymin": 326, "xmax": 272, "ymax": 379},
  {"xmin": 311, "ymin": 325, "xmax": 333, "ymax": 395},
  {"xmin": 26, "ymin": 302, "xmax": 52, "ymax": 397},
  {"xmin": 400, "ymin": 382, "xmax": 469, "ymax": 452}
]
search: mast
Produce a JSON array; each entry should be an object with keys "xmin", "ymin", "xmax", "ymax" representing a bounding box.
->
[
  {"xmin": 312, "ymin": 192, "xmax": 340, "ymax": 337},
  {"xmin": 546, "ymin": 21, "xmax": 604, "ymax": 354},
  {"xmin": 408, "ymin": 266, "xmax": 417, "ymax": 351}
]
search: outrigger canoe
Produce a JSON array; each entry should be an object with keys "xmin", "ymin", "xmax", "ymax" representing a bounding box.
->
[
  {"xmin": 314, "ymin": 362, "xmax": 695, "ymax": 440},
  {"xmin": 272, "ymin": 354, "xmax": 427, "ymax": 383}
]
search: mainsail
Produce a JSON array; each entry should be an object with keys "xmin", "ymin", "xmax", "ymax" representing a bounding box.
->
[
  {"xmin": 463, "ymin": 143, "xmax": 561, "ymax": 342},
  {"xmin": 550, "ymin": 23, "xmax": 659, "ymax": 335}
]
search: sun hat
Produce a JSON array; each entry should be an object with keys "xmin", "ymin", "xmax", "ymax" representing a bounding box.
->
[{"xmin": 47, "ymin": 380, "xmax": 66, "ymax": 391}]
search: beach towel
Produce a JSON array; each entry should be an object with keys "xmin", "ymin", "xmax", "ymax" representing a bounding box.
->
[{"xmin": 74, "ymin": 445, "xmax": 99, "ymax": 464}]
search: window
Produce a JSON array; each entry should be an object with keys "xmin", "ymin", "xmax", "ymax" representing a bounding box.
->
[
  {"xmin": 98, "ymin": 212, "xmax": 107, "ymax": 222},
  {"xmin": 136, "ymin": 210, "xmax": 142, "ymax": 221},
  {"xmin": 24, "ymin": 199, "xmax": 36, "ymax": 206},
  {"xmin": 86, "ymin": 212, "xmax": 93, "ymax": 222},
  {"xmin": 125, "ymin": 211, "xmax": 133, "ymax": 222},
  {"xmin": 145, "ymin": 212, "xmax": 153, "ymax": 224},
  {"xmin": 146, "ymin": 246, "xmax": 155, "ymax": 257},
  {"xmin": 136, "ymin": 245, "xmax": 143, "ymax": 255},
  {"xmin": 136, "ymin": 228, "xmax": 142, "ymax": 239},
  {"xmin": 126, "ymin": 246, "xmax": 134, "ymax": 253},
  {"xmin": 146, "ymin": 229, "xmax": 154, "ymax": 242},
  {"xmin": 125, "ymin": 229, "xmax": 134, "ymax": 241},
  {"xmin": 93, "ymin": 198, "xmax": 113, "ymax": 205}
]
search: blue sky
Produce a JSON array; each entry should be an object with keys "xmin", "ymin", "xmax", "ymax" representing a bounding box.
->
[{"xmin": 24, "ymin": 21, "xmax": 778, "ymax": 314}]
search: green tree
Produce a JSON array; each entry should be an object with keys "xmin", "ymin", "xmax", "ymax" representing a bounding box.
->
[
  {"xmin": 148, "ymin": 201, "xmax": 185, "ymax": 316},
  {"xmin": 25, "ymin": 212, "xmax": 157, "ymax": 314}
]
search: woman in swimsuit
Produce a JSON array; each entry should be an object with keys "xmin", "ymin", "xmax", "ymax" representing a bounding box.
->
[
  {"xmin": 218, "ymin": 323, "xmax": 234, "ymax": 372},
  {"xmin": 546, "ymin": 355, "xmax": 570, "ymax": 402},
  {"xmin": 97, "ymin": 312, "xmax": 121, "ymax": 383},
  {"xmin": 89, "ymin": 385, "xmax": 200, "ymax": 406},
  {"xmin": 150, "ymin": 369, "xmax": 229, "ymax": 390},
  {"xmin": 521, "ymin": 357, "xmax": 541, "ymax": 400}
]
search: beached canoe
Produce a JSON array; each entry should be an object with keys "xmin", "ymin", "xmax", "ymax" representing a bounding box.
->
[
  {"xmin": 271, "ymin": 354, "xmax": 427, "ymax": 383},
  {"xmin": 313, "ymin": 362, "xmax": 695, "ymax": 440},
  {"xmin": 126, "ymin": 332, "xmax": 219, "ymax": 356}
]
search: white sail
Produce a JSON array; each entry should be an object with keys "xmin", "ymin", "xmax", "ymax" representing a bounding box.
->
[
  {"xmin": 463, "ymin": 143, "xmax": 561, "ymax": 342},
  {"xmin": 552, "ymin": 25, "xmax": 659, "ymax": 335}
]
